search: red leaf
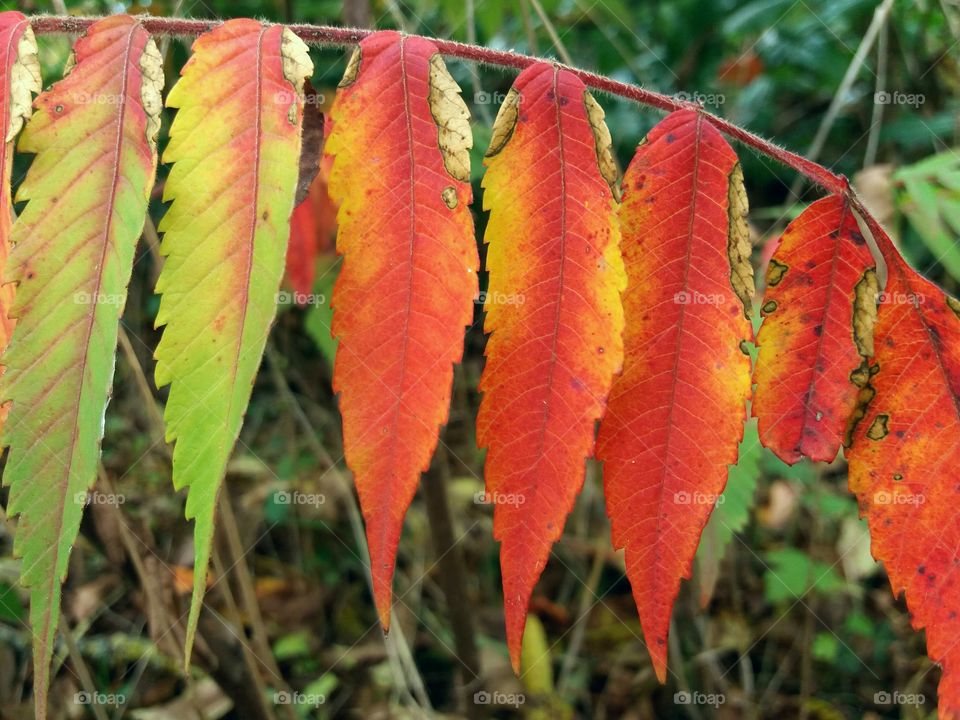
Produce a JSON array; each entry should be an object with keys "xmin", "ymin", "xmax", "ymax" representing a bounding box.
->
[
  {"xmin": 596, "ymin": 109, "xmax": 753, "ymax": 681},
  {"xmin": 753, "ymin": 195, "xmax": 876, "ymax": 463},
  {"xmin": 848, "ymin": 215, "xmax": 960, "ymax": 718},
  {"xmin": 324, "ymin": 31, "xmax": 479, "ymax": 627},
  {"xmin": 476, "ymin": 62, "xmax": 625, "ymax": 671},
  {"xmin": 286, "ymin": 170, "xmax": 337, "ymax": 300}
]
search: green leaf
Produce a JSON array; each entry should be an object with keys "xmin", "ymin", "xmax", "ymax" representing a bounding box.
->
[
  {"xmin": 153, "ymin": 20, "xmax": 312, "ymax": 666},
  {"xmin": 763, "ymin": 547, "xmax": 845, "ymax": 603},
  {"xmin": 0, "ymin": 17, "xmax": 159, "ymax": 715},
  {"xmin": 696, "ymin": 417, "xmax": 762, "ymax": 605}
]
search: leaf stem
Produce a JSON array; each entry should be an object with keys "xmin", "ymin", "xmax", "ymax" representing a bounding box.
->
[{"xmin": 29, "ymin": 14, "xmax": 849, "ymax": 196}]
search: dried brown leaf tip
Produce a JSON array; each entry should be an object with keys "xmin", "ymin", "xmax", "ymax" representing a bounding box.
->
[
  {"xmin": 7, "ymin": 25, "xmax": 40, "ymax": 143},
  {"xmin": 427, "ymin": 54, "xmax": 471, "ymax": 183},
  {"xmin": 485, "ymin": 87, "xmax": 520, "ymax": 158},
  {"xmin": 584, "ymin": 91, "xmax": 619, "ymax": 200},
  {"xmin": 727, "ymin": 163, "xmax": 754, "ymax": 318}
]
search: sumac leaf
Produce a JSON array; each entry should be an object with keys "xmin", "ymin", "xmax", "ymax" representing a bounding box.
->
[
  {"xmin": 0, "ymin": 16, "xmax": 159, "ymax": 715},
  {"xmin": 753, "ymin": 195, "xmax": 877, "ymax": 463},
  {"xmin": 596, "ymin": 109, "xmax": 753, "ymax": 681},
  {"xmin": 476, "ymin": 62, "xmax": 625, "ymax": 671},
  {"xmin": 848, "ymin": 214, "xmax": 960, "ymax": 718},
  {"xmin": 153, "ymin": 18, "xmax": 312, "ymax": 665},
  {"xmin": 324, "ymin": 31, "xmax": 479, "ymax": 627}
]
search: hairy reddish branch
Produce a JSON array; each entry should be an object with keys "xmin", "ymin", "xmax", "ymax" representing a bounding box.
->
[{"xmin": 29, "ymin": 14, "xmax": 848, "ymax": 196}]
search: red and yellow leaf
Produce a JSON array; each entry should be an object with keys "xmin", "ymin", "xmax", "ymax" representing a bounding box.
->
[
  {"xmin": 286, "ymin": 168, "xmax": 337, "ymax": 299},
  {"xmin": 595, "ymin": 109, "xmax": 753, "ymax": 681},
  {"xmin": 324, "ymin": 31, "xmax": 478, "ymax": 627},
  {"xmin": 476, "ymin": 62, "xmax": 624, "ymax": 671},
  {"xmin": 753, "ymin": 195, "xmax": 876, "ymax": 463},
  {"xmin": 848, "ymin": 215, "xmax": 960, "ymax": 718},
  {"xmin": 0, "ymin": 12, "xmax": 39, "ymax": 430},
  {"xmin": 0, "ymin": 15, "xmax": 160, "ymax": 716},
  {"xmin": 154, "ymin": 19, "xmax": 312, "ymax": 664}
]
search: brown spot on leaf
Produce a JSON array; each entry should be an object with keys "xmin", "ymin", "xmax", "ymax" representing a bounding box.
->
[
  {"xmin": 762, "ymin": 300, "xmax": 778, "ymax": 314},
  {"xmin": 766, "ymin": 259, "xmax": 788, "ymax": 287},
  {"xmin": 441, "ymin": 186, "xmax": 458, "ymax": 209},
  {"xmin": 852, "ymin": 268, "xmax": 879, "ymax": 357},
  {"xmin": 866, "ymin": 414, "xmax": 889, "ymax": 441}
]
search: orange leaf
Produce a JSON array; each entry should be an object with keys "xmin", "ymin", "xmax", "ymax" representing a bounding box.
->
[
  {"xmin": 476, "ymin": 62, "xmax": 625, "ymax": 672},
  {"xmin": 753, "ymin": 195, "xmax": 876, "ymax": 463},
  {"xmin": 596, "ymin": 109, "xmax": 753, "ymax": 682},
  {"xmin": 324, "ymin": 31, "xmax": 478, "ymax": 627},
  {"xmin": 848, "ymin": 217, "xmax": 960, "ymax": 718}
]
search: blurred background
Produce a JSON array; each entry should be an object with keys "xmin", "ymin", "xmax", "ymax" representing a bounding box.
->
[{"xmin": 2, "ymin": 0, "xmax": 959, "ymax": 717}]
